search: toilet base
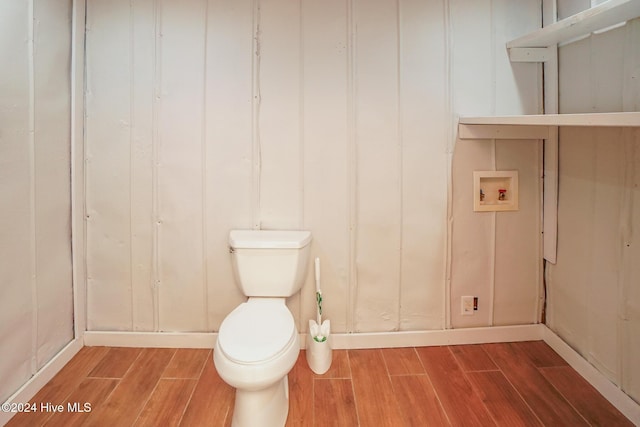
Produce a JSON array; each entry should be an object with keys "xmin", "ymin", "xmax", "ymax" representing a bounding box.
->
[{"xmin": 231, "ymin": 375, "xmax": 290, "ymax": 427}]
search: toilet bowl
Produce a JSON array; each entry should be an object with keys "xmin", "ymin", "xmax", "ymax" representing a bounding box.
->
[
  {"xmin": 214, "ymin": 299, "xmax": 300, "ymax": 426},
  {"xmin": 213, "ymin": 230, "xmax": 312, "ymax": 427}
]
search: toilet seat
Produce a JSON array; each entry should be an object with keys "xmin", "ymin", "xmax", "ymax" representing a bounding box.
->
[{"xmin": 218, "ymin": 300, "xmax": 296, "ymax": 365}]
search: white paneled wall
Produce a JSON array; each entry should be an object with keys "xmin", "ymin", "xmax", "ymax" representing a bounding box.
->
[
  {"xmin": 450, "ymin": 0, "xmax": 542, "ymax": 328},
  {"xmin": 158, "ymin": 0, "xmax": 208, "ymax": 332},
  {"xmin": 85, "ymin": 0, "xmax": 541, "ymax": 334},
  {"xmin": 204, "ymin": 0, "xmax": 255, "ymax": 329},
  {"xmin": 0, "ymin": 0, "xmax": 73, "ymax": 402},
  {"xmin": 547, "ymin": 13, "xmax": 640, "ymax": 403},
  {"xmin": 398, "ymin": 0, "xmax": 448, "ymax": 330},
  {"xmin": 300, "ymin": 0, "xmax": 351, "ymax": 332}
]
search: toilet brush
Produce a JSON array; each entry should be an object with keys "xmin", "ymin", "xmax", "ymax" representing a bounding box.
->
[
  {"xmin": 309, "ymin": 257, "xmax": 330, "ymax": 343},
  {"xmin": 313, "ymin": 257, "xmax": 327, "ymax": 342}
]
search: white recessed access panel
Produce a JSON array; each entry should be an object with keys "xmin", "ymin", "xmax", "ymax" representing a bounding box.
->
[{"xmin": 473, "ymin": 171, "xmax": 519, "ymax": 212}]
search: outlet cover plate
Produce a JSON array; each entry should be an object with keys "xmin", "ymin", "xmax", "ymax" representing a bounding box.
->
[{"xmin": 461, "ymin": 296, "xmax": 474, "ymax": 316}]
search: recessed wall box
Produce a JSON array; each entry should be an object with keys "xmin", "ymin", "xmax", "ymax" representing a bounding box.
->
[{"xmin": 473, "ymin": 170, "xmax": 519, "ymax": 212}]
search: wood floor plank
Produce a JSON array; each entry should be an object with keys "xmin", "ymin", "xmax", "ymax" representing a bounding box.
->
[
  {"xmin": 88, "ymin": 347, "xmax": 143, "ymax": 378},
  {"xmin": 349, "ymin": 349, "xmax": 404, "ymax": 427},
  {"xmin": 313, "ymin": 349, "xmax": 351, "ymax": 379},
  {"xmin": 314, "ymin": 379, "xmax": 358, "ymax": 427},
  {"xmin": 416, "ymin": 346, "xmax": 496, "ymax": 427},
  {"xmin": 5, "ymin": 346, "xmax": 110, "ymax": 427},
  {"xmin": 390, "ymin": 375, "xmax": 450, "ymax": 426},
  {"xmin": 179, "ymin": 357, "xmax": 234, "ymax": 427},
  {"xmin": 466, "ymin": 371, "xmax": 543, "ymax": 427},
  {"xmin": 513, "ymin": 341, "xmax": 568, "ymax": 368},
  {"xmin": 482, "ymin": 343, "xmax": 588, "ymax": 426},
  {"xmin": 450, "ymin": 344, "xmax": 498, "ymax": 372},
  {"xmin": 540, "ymin": 366, "xmax": 635, "ymax": 426},
  {"xmin": 287, "ymin": 353, "xmax": 314, "ymax": 426},
  {"xmin": 134, "ymin": 379, "xmax": 197, "ymax": 427},
  {"xmin": 381, "ymin": 347, "xmax": 424, "ymax": 376},
  {"xmin": 162, "ymin": 349, "xmax": 210, "ymax": 379},
  {"xmin": 42, "ymin": 378, "xmax": 118, "ymax": 427},
  {"xmin": 82, "ymin": 348, "xmax": 176, "ymax": 426}
]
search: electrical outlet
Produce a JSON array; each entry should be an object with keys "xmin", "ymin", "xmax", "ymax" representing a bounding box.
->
[{"xmin": 461, "ymin": 296, "xmax": 474, "ymax": 315}]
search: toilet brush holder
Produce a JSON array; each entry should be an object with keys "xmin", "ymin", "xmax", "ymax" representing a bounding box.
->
[{"xmin": 306, "ymin": 319, "xmax": 332, "ymax": 375}]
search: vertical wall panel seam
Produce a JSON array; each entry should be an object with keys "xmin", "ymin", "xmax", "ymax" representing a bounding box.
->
[
  {"xmin": 297, "ymin": 0, "xmax": 305, "ymax": 326},
  {"xmin": 444, "ymin": 0, "xmax": 453, "ymax": 329},
  {"xmin": 28, "ymin": 0, "xmax": 38, "ymax": 372},
  {"xmin": 75, "ymin": 0, "xmax": 89, "ymax": 337},
  {"xmin": 396, "ymin": 0, "xmax": 403, "ymax": 331},
  {"xmin": 490, "ymin": 136, "xmax": 496, "ymax": 326},
  {"xmin": 542, "ymin": 0, "xmax": 559, "ymax": 265},
  {"xmin": 202, "ymin": 0, "xmax": 209, "ymax": 331},
  {"xmin": 490, "ymin": 0, "xmax": 496, "ymax": 116},
  {"xmin": 151, "ymin": 0, "xmax": 161, "ymax": 332},
  {"xmin": 346, "ymin": 0, "xmax": 357, "ymax": 333},
  {"xmin": 489, "ymin": 0, "xmax": 496, "ymax": 327},
  {"xmin": 129, "ymin": 0, "xmax": 135, "ymax": 331},
  {"xmin": 588, "ymin": 36, "xmax": 595, "ymax": 111},
  {"xmin": 489, "ymin": 148, "xmax": 496, "ymax": 327},
  {"xmin": 586, "ymin": 128, "xmax": 597, "ymax": 363},
  {"xmin": 299, "ymin": 0, "xmax": 305, "ymax": 231},
  {"xmin": 536, "ymin": 0, "xmax": 545, "ymax": 323},
  {"xmin": 537, "ymin": 134, "xmax": 544, "ymax": 323},
  {"xmin": 251, "ymin": 0, "xmax": 262, "ymax": 230},
  {"xmin": 82, "ymin": 0, "xmax": 89, "ymax": 332}
]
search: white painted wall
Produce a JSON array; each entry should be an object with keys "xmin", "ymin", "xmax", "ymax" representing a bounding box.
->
[
  {"xmin": 84, "ymin": 0, "xmax": 541, "ymax": 335},
  {"xmin": 546, "ymin": 1, "xmax": 640, "ymax": 403},
  {"xmin": 450, "ymin": 0, "xmax": 543, "ymax": 328},
  {"xmin": 0, "ymin": 0, "xmax": 73, "ymax": 403}
]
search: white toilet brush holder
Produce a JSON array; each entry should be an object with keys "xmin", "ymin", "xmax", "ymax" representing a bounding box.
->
[
  {"xmin": 307, "ymin": 257, "xmax": 332, "ymax": 374},
  {"xmin": 306, "ymin": 319, "xmax": 332, "ymax": 375}
]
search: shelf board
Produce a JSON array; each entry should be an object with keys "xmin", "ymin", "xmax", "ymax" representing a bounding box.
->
[
  {"xmin": 460, "ymin": 112, "xmax": 640, "ymax": 127},
  {"xmin": 507, "ymin": 0, "xmax": 640, "ymax": 49},
  {"xmin": 458, "ymin": 112, "xmax": 640, "ymax": 140}
]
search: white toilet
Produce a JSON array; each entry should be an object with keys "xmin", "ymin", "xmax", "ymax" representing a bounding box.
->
[{"xmin": 214, "ymin": 229, "xmax": 312, "ymax": 427}]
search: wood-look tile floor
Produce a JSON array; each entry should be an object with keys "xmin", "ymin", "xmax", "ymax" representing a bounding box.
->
[{"xmin": 5, "ymin": 341, "xmax": 633, "ymax": 426}]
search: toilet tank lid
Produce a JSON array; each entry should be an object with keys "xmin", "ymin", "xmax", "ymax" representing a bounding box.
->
[{"xmin": 229, "ymin": 230, "xmax": 312, "ymax": 249}]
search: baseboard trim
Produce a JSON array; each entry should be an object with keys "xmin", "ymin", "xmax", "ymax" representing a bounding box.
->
[
  {"xmin": 83, "ymin": 331, "xmax": 217, "ymax": 348},
  {"xmin": 83, "ymin": 324, "xmax": 544, "ymax": 350},
  {"xmin": 542, "ymin": 326, "xmax": 640, "ymax": 425},
  {"xmin": 329, "ymin": 324, "xmax": 544, "ymax": 349},
  {"xmin": 0, "ymin": 338, "xmax": 83, "ymax": 426}
]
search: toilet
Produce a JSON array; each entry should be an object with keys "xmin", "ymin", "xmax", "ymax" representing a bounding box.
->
[{"xmin": 214, "ymin": 229, "xmax": 312, "ymax": 427}]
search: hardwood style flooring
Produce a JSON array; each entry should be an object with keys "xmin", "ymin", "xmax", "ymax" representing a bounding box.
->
[{"xmin": 5, "ymin": 341, "xmax": 633, "ymax": 426}]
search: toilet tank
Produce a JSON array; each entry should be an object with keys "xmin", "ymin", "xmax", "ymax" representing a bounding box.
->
[{"xmin": 229, "ymin": 230, "xmax": 312, "ymax": 297}]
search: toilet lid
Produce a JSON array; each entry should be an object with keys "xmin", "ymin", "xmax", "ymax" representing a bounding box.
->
[{"xmin": 218, "ymin": 301, "xmax": 296, "ymax": 364}]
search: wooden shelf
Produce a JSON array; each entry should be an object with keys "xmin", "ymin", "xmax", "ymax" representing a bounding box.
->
[
  {"xmin": 507, "ymin": 0, "xmax": 640, "ymax": 49},
  {"xmin": 460, "ymin": 112, "xmax": 640, "ymax": 126},
  {"xmin": 458, "ymin": 112, "xmax": 640, "ymax": 139}
]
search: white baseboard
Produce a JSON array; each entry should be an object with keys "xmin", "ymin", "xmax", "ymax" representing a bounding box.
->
[
  {"xmin": 0, "ymin": 338, "xmax": 83, "ymax": 427},
  {"xmin": 83, "ymin": 324, "xmax": 544, "ymax": 350},
  {"xmin": 542, "ymin": 326, "xmax": 640, "ymax": 425},
  {"xmin": 83, "ymin": 331, "xmax": 217, "ymax": 348},
  {"xmin": 329, "ymin": 324, "xmax": 544, "ymax": 349}
]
